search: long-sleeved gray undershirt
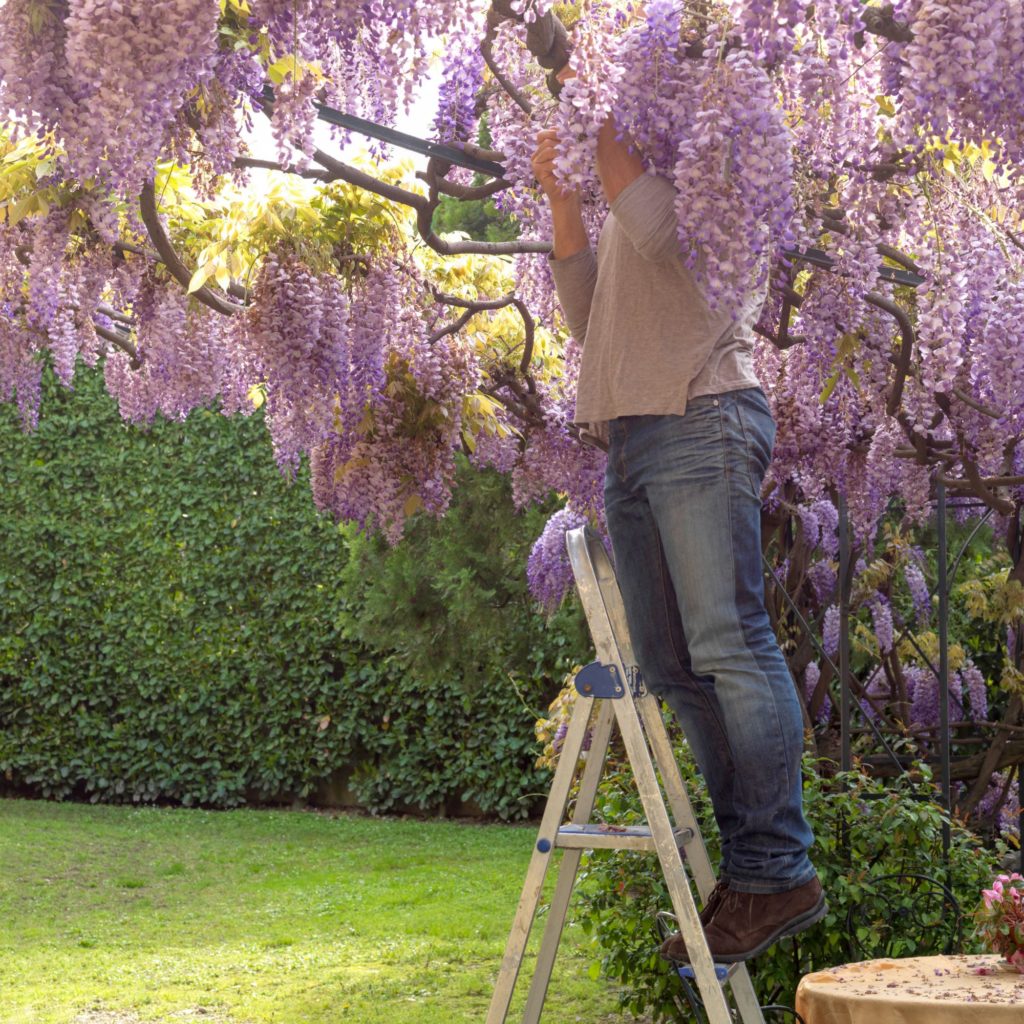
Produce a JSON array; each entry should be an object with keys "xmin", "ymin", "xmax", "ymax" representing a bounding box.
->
[{"xmin": 549, "ymin": 172, "xmax": 765, "ymax": 430}]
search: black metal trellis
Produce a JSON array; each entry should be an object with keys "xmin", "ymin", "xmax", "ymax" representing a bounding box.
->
[{"xmin": 767, "ymin": 486, "xmax": 1022, "ymax": 870}]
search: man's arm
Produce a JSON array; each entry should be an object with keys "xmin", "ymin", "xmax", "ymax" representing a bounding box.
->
[
  {"xmin": 597, "ymin": 115, "xmax": 683, "ymax": 262},
  {"xmin": 532, "ymin": 129, "xmax": 597, "ymax": 344},
  {"xmin": 595, "ymin": 116, "xmax": 645, "ymax": 204}
]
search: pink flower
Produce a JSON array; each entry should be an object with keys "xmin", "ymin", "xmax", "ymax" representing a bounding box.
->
[
  {"xmin": 1009, "ymin": 949, "xmax": 1024, "ymax": 974},
  {"xmin": 983, "ymin": 886, "xmax": 1004, "ymax": 909}
]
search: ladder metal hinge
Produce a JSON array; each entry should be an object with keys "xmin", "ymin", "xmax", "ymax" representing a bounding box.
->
[
  {"xmin": 627, "ymin": 665, "xmax": 645, "ymax": 698},
  {"xmin": 574, "ymin": 661, "xmax": 624, "ymax": 699},
  {"xmin": 573, "ymin": 662, "xmax": 645, "ymax": 700}
]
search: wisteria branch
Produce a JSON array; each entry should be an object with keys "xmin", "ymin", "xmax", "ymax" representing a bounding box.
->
[
  {"xmin": 432, "ymin": 288, "xmax": 536, "ymax": 373},
  {"xmin": 310, "ymin": 148, "xmax": 428, "ymax": 208},
  {"xmin": 421, "ymin": 173, "xmax": 513, "ymax": 201},
  {"xmin": 417, "ymin": 155, "xmax": 550, "ymax": 256},
  {"xmin": 482, "ymin": 12, "xmax": 534, "ymax": 115},
  {"xmin": 249, "ymin": 106, "xmax": 552, "ymax": 260},
  {"xmin": 960, "ymin": 453, "xmax": 1015, "ymax": 515},
  {"xmin": 937, "ymin": 473, "xmax": 1024, "ymax": 491},
  {"xmin": 93, "ymin": 321, "xmax": 141, "ymax": 369},
  {"xmin": 235, "ymin": 156, "xmax": 331, "ymax": 181},
  {"xmin": 95, "ymin": 303, "xmax": 133, "ymax": 326},
  {"xmin": 859, "ymin": 5, "xmax": 915, "ymax": 45},
  {"xmin": 139, "ymin": 182, "xmax": 242, "ymax": 318},
  {"xmin": 482, "ymin": 368, "xmax": 547, "ymax": 430},
  {"xmin": 959, "ymin": 696, "xmax": 1024, "ymax": 814},
  {"xmin": 865, "ymin": 291, "xmax": 916, "ymax": 416}
]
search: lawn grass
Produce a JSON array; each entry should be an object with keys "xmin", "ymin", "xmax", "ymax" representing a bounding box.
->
[{"xmin": 0, "ymin": 799, "xmax": 639, "ymax": 1024}]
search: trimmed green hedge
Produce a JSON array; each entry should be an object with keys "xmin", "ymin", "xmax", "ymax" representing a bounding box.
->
[{"xmin": 0, "ymin": 364, "xmax": 583, "ymax": 818}]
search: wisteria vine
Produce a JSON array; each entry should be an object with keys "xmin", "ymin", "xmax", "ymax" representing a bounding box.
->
[{"xmin": 1, "ymin": 0, "xmax": 1024, "ymax": 823}]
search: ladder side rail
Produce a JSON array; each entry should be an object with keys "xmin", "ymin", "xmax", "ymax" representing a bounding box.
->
[
  {"xmin": 637, "ymin": 695, "xmax": 768, "ymax": 1024},
  {"xmin": 568, "ymin": 530, "xmax": 734, "ymax": 1024},
  {"xmin": 724, "ymin": 962, "xmax": 767, "ymax": 1022},
  {"xmin": 521, "ymin": 699, "xmax": 618, "ymax": 1024},
  {"xmin": 635, "ymin": 691, "xmax": 718, "ymax": 897},
  {"xmin": 485, "ymin": 690, "xmax": 596, "ymax": 1024}
]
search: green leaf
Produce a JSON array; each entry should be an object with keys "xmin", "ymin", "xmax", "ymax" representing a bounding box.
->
[
  {"xmin": 819, "ymin": 368, "xmax": 841, "ymax": 404},
  {"xmin": 187, "ymin": 261, "xmax": 217, "ymax": 293}
]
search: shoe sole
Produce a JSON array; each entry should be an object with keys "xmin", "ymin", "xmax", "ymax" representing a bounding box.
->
[{"xmin": 712, "ymin": 894, "xmax": 829, "ymax": 964}]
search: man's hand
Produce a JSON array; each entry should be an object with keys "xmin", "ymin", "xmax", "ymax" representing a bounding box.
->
[
  {"xmin": 531, "ymin": 129, "xmax": 577, "ymax": 205},
  {"xmin": 531, "ymin": 126, "xmax": 588, "ymax": 259}
]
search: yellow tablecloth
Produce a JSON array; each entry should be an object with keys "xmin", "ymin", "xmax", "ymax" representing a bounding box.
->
[{"xmin": 795, "ymin": 954, "xmax": 1024, "ymax": 1023}]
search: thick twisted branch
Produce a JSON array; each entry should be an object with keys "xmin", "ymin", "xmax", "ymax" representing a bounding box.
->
[
  {"xmin": 958, "ymin": 696, "xmax": 1024, "ymax": 814},
  {"xmin": 139, "ymin": 182, "xmax": 242, "ymax": 318},
  {"xmin": 864, "ymin": 291, "xmax": 917, "ymax": 416},
  {"xmin": 291, "ymin": 146, "xmax": 551, "ymax": 257},
  {"xmin": 937, "ymin": 473, "xmax": 1024, "ymax": 490},
  {"xmin": 417, "ymin": 155, "xmax": 551, "ymax": 256},
  {"xmin": 482, "ymin": 367, "xmax": 547, "ymax": 430},
  {"xmin": 860, "ymin": 5, "xmax": 915, "ymax": 44},
  {"xmin": 311, "ymin": 148, "xmax": 429, "ymax": 209},
  {"xmin": 960, "ymin": 454, "xmax": 1015, "ymax": 515},
  {"xmin": 95, "ymin": 303, "xmax": 133, "ymax": 326},
  {"xmin": 482, "ymin": 14, "xmax": 533, "ymax": 115},
  {"xmin": 420, "ymin": 173, "xmax": 513, "ymax": 201},
  {"xmin": 877, "ymin": 243, "xmax": 921, "ymax": 275}
]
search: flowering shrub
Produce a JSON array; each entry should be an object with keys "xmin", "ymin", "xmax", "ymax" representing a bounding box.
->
[
  {"xmin": 976, "ymin": 873, "xmax": 1024, "ymax": 972},
  {"xmin": 569, "ymin": 721, "xmax": 1002, "ymax": 1017}
]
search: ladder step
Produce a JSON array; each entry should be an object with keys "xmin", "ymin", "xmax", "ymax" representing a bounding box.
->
[
  {"xmin": 678, "ymin": 963, "xmax": 738, "ymax": 983},
  {"xmin": 554, "ymin": 823, "xmax": 695, "ymax": 851}
]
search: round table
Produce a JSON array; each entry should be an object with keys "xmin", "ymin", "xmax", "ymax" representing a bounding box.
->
[{"xmin": 795, "ymin": 954, "xmax": 1024, "ymax": 1023}]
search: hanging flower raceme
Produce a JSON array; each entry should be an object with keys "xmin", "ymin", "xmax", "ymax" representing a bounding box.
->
[
  {"xmin": 61, "ymin": 0, "xmax": 221, "ymax": 188},
  {"xmin": 309, "ymin": 264, "xmax": 480, "ymax": 543}
]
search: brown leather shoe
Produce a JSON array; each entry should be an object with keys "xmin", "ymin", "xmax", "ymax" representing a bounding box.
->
[
  {"xmin": 658, "ymin": 880, "xmax": 730, "ymax": 962},
  {"xmin": 701, "ymin": 876, "xmax": 827, "ymax": 963}
]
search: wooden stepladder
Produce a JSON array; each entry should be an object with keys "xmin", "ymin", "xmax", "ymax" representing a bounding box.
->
[{"xmin": 486, "ymin": 525, "xmax": 766, "ymax": 1024}]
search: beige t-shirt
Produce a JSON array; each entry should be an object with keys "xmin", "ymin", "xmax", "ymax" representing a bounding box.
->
[{"xmin": 549, "ymin": 172, "xmax": 765, "ymax": 428}]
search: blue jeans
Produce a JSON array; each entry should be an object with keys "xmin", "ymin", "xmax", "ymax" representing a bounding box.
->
[{"xmin": 604, "ymin": 388, "xmax": 815, "ymax": 895}]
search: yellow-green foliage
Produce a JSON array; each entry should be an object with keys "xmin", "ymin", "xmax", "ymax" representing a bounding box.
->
[{"xmin": 955, "ymin": 573, "xmax": 1024, "ymax": 627}]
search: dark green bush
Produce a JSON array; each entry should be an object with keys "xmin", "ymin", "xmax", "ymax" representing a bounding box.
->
[
  {"xmin": 0, "ymin": 364, "xmax": 581, "ymax": 817},
  {"xmin": 572, "ymin": 728, "xmax": 1003, "ymax": 1019}
]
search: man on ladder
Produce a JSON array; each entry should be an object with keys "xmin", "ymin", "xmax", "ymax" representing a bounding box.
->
[{"xmin": 530, "ymin": 66, "xmax": 825, "ymax": 964}]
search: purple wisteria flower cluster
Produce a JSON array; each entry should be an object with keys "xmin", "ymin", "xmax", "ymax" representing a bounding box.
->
[
  {"xmin": 0, "ymin": 0, "xmax": 1023, "ymax": 635},
  {"xmin": 104, "ymin": 279, "xmax": 236, "ymax": 425},
  {"xmin": 307, "ymin": 264, "xmax": 481, "ymax": 543},
  {"xmin": 548, "ymin": 1, "xmax": 796, "ymax": 316},
  {"xmin": 894, "ymin": 0, "xmax": 1024, "ymax": 164},
  {"xmin": 526, "ymin": 506, "xmax": 590, "ymax": 613}
]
